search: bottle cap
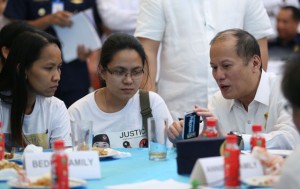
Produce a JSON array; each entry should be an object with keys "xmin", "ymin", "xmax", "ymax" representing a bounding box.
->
[
  {"xmin": 206, "ymin": 118, "xmax": 216, "ymax": 127},
  {"xmin": 226, "ymin": 134, "xmax": 238, "ymax": 143},
  {"xmin": 53, "ymin": 140, "xmax": 65, "ymax": 150},
  {"xmin": 252, "ymin": 124, "xmax": 262, "ymax": 132}
]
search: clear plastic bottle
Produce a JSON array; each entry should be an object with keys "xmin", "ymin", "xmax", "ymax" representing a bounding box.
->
[
  {"xmin": 224, "ymin": 135, "xmax": 240, "ymax": 189},
  {"xmin": 0, "ymin": 121, "xmax": 4, "ymax": 160},
  {"xmin": 51, "ymin": 140, "xmax": 69, "ymax": 189},
  {"xmin": 202, "ymin": 118, "xmax": 218, "ymax": 137},
  {"xmin": 250, "ymin": 124, "xmax": 266, "ymax": 151}
]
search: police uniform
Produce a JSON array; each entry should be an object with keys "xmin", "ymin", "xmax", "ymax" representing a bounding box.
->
[{"xmin": 4, "ymin": 0, "xmax": 101, "ymax": 107}]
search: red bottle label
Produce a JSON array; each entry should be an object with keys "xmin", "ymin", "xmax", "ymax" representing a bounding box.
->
[
  {"xmin": 250, "ymin": 136, "xmax": 266, "ymax": 151},
  {"xmin": 0, "ymin": 133, "xmax": 4, "ymax": 160},
  {"xmin": 51, "ymin": 153, "xmax": 69, "ymax": 189},
  {"xmin": 224, "ymin": 149, "xmax": 240, "ymax": 187},
  {"xmin": 202, "ymin": 130, "xmax": 218, "ymax": 138}
]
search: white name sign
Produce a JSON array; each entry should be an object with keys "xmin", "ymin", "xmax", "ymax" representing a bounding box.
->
[
  {"xmin": 24, "ymin": 151, "xmax": 101, "ymax": 179},
  {"xmin": 190, "ymin": 155, "xmax": 263, "ymax": 187}
]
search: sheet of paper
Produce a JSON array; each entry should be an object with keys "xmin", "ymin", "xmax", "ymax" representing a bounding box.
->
[
  {"xmin": 24, "ymin": 151, "xmax": 101, "ymax": 179},
  {"xmin": 53, "ymin": 10, "xmax": 102, "ymax": 63}
]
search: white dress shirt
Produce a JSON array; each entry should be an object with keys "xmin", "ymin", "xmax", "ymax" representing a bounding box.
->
[
  {"xmin": 135, "ymin": 0, "xmax": 273, "ymax": 119},
  {"xmin": 208, "ymin": 71, "xmax": 300, "ymax": 150}
]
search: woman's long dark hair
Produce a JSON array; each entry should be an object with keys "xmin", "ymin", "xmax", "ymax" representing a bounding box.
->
[
  {"xmin": 0, "ymin": 21, "xmax": 36, "ymax": 64},
  {"xmin": 0, "ymin": 31, "xmax": 61, "ymax": 147}
]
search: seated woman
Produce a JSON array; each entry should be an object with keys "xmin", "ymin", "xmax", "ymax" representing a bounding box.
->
[
  {"xmin": 0, "ymin": 31, "xmax": 71, "ymax": 151},
  {"xmin": 68, "ymin": 33, "xmax": 173, "ymax": 148}
]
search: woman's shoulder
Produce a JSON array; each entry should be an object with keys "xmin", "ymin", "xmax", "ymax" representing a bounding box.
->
[
  {"xmin": 34, "ymin": 96, "xmax": 68, "ymax": 116},
  {"xmin": 68, "ymin": 91, "xmax": 96, "ymax": 110},
  {"xmin": 38, "ymin": 95, "xmax": 66, "ymax": 107},
  {"xmin": 148, "ymin": 90, "xmax": 163, "ymax": 99}
]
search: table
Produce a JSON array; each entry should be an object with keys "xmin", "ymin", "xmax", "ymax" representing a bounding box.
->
[
  {"xmin": 0, "ymin": 148, "xmax": 190, "ymax": 189},
  {"xmin": 87, "ymin": 148, "xmax": 189, "ymax": 188},
  {"xmin": 0, "ymin": 148, "xmax": 274, "ymax": 189}
]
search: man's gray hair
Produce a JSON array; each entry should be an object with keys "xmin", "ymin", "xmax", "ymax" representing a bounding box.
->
[{"xmin": 210, "ymin": 29, "xmax": 261, "ymax": 66}]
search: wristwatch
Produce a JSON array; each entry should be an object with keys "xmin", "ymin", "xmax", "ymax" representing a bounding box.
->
[{"xmin": 228, "ymin": 131, "xmax": 244, "ymax": 150}]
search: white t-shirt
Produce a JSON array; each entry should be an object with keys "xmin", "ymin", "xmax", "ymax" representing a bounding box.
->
[
  {"xmin": 135, "ymin": 0, "xmax": 273, "ymax": 119},
  {"xmin": 275, "ymin": 145, "xmax": 300, "ymax": 188},
  {"xmin": 1, "ymin": 96, "xmax": 72, "ymax": 150},
  {"xmin": 68, "ymin": 90, "xmax": 173, "ymax": 148},
  {"xmin": 208, "ymin": 71, "xmax": 300, "ymax": 150}
]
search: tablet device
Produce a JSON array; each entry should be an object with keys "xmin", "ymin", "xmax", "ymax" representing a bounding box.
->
[{"xmin": 182, "ymin": 112, "xmax": 201, "ymax": 139}]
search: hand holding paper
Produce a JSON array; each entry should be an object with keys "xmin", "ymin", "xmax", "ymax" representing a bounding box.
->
[{"xmin": 53, "ymin": 10, "xmax": 102, "ymax": 63}]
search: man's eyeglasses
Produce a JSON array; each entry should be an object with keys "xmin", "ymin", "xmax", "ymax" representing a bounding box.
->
[{"xmin": 105, "ymin": 67, "xmax": 144, "ymax": 79}]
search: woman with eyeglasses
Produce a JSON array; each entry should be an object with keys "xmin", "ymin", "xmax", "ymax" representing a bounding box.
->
[{"xmin": 68, "ymin": 33, "xmax": 173, "ymax": 148}]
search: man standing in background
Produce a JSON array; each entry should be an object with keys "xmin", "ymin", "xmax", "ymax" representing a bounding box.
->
[
  {"xmin": 135, "ymin": 0, "xmax": 273, "ymax": 119},
  {"xmin": 268, "ymin": 6, "xmax": 300, "ymax": 61},
  {"xmin": 263, "ymin": 0, "xmax": 300, "ymax": 39}
]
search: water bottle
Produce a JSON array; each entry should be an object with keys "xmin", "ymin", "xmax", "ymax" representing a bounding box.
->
[
  {"xmin": 202, "ymin": 118, "xmax": 218, "ymax": 137},
  {"xmin": 250, "ymin": 124, "xmax": 266, "ymax": 151},
  {"xmin": 51, "ymin": 140, "xmax": 69, "ymax": 189},
  {"xmin": 224, "ymin": 135, "xmax": 240, "ymax": 189}
]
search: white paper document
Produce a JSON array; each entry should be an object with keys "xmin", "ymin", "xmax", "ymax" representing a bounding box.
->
[
  {"xmin": 106, "ymin": 179, "xmax": 190, "ymax": 189},
  {"xmin": 53, "ymin": 11, "xmax": 102, "ymax": 63}
]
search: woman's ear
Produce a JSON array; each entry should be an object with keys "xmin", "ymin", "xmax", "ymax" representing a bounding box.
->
[
  {"xmin": 1, "ymin": 46, "xmax": 9, "ymax": 60},
  {"xmin": 17, "ymin": 63, "xmax": 28, "ymax": 79},
  {"xmin": 98, "ymin": 65, "xmax": 106, "ymax": 80}
]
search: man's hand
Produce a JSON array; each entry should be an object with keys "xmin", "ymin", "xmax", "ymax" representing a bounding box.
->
[
  {"xmin": 77, "ymin": 45, "xmax": 92, "ymax": 61},
  {"xmin": 194, "ymin": 106, "xmax": 214, "ymax": 118},
  {"xmin": 49, "ymin": 10, "xmax": 73, "ymax": 27}
]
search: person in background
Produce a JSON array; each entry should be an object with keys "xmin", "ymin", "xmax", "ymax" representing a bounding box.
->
[
  {"xmin": 68, "ymin": 33, "xmax": 172, "ymax": 148},
  {"xmin": 276, "ymin": 53, "xmax": 300, "ymax": 188},
  {"xmin": 168, "ymin": 29, "xmax": 299, "ymax": 150},
  {"xmin": 96, "ymin": 0, "xmax": 140, "ymax": 41},
  {"xmin": 3, "ymin": 0, "xmax": 101, "ymax": 107},
  {"xmin": 134, "ymin": 0, "xmax": 273, "ymax": 120},
  {"xmin": 268, "ymin": 6, "xmax": 300, "ymax": 61},
  {"xmin": 0, "ymin": 31, "xmax": 71, "ymax": 151},
  {"xmin": 263, "ymin": 0, "xmax": 300, "ymax": 39},
  {"xmin": 0, "ymin": 21, "xmax": 36, "ymax": 72}
]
